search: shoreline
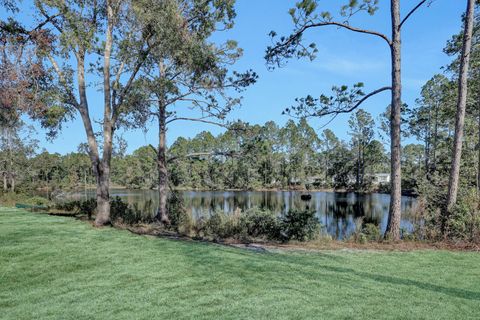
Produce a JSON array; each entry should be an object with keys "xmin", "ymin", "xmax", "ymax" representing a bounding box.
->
[{"xmin": 50, "ymin": 186, "xmax": 418, "ymax": 197}]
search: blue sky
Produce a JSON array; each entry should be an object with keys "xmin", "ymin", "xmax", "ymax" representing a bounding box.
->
[{"xmin": 15, "ymin": 0, "xmax": 465, "ymax": 154}]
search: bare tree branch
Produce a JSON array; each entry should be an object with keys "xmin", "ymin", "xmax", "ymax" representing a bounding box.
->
[
  {"xmin": 165, "ymin": 117, "xmax": 228, "ymax": 127},
  {"xmin": 399, "ymin": 0, "xmax": 429, "ymax": 30},
  {"xmin": 167, "ymin": 151, "xmax": 238, "ymax": 163}
]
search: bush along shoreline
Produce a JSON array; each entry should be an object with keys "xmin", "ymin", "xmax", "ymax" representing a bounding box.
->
[
  {"xmin": 53, "ymin": 196, "xmax": 323, "ymax": 244},
  {"xmin": 6, "ymin": 193, "xmax": 480, "ymax": 250}
]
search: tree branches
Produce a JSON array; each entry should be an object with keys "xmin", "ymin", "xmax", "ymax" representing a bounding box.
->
[
  {"xmin": 165, "ymin": 117, "xmax": 228, "ymax": 127},
  {"xmin": 265, "ymin": 0, "xmax": 390, "ymax": 67},
  {"xmin": 284, "ymin": 84, "xmax": 391, "ymax": 119},
  {"xmin": 399, "ymin": 0, "xmax": 431, "ymax": 30},
  {"xmin": 269, "ymin": 21, "xmax": 391, "ymax": 64},
  {"xmin": 167, "ymin": 151, "xmax": 238, "ymax": 163}
]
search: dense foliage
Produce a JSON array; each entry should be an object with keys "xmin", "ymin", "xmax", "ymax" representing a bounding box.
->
[{"xmin": 2, "ymin": 113, "xmax": 398, "ymax": 193}]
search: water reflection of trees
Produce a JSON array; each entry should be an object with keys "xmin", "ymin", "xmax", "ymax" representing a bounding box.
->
[{"xmin": 62, "ymin": 189, "xmax": 417, "ymax": 239}]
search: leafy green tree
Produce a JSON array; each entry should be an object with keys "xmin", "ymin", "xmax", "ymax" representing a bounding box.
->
[
  {"xmin": 409, "ymin": 75, "xmax": 453, "ymax": 176},
  {"xmin": 348, "ymin": 109, "xmax": 375, "ymax": 188},
  {"xmin": 0, "ymin": 112, "xmax": 37, "ymax": 193},
  {"xmin": 329, "ymin": 142, "xmax": 355, "ymax": 189},
  {"xmin": 1, "ymin": 0, "xmax": 194, "ymax": 225},
  {"xmin": 446, "ymin": 0, "xmax": 476, "ymax": 218},
  {"xmin": 319, "ymin": 129, "xmax": 340, "ymax": 187},
  {"xmin": 121, "ymin": 147, "xmax": 157, "ymax": 189},
  {"xmin": 402, "ymin": 144, "xmax": 425, "ymax": 190},
  {"xmin": 124, "ymin": 0, "xmax": 256, "ymax": 223}
]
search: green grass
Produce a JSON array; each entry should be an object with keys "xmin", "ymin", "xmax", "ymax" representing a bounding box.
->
[{"xmin": 1, "ymin": 208, "xmax": 479, "ymax": 320}]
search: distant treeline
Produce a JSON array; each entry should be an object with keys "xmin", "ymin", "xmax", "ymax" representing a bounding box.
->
[{"xmin": 3, "ymin": 110, "xmax": 432, "ymax": 194}]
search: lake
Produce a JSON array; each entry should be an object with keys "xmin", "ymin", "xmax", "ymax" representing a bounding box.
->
[{"xmin": 62, "ymin": 189, "xmax": 418, "ymax": 239}]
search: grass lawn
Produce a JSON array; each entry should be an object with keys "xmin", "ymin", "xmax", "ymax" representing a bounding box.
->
[{"xmin": 1, "ymin": 208, "xmax": 480, "ymax": 320}]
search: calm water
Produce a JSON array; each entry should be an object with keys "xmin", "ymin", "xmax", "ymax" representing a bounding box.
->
[{"xmin": 61, "ymin": 189, "xmax": 418, "ymax": 239}]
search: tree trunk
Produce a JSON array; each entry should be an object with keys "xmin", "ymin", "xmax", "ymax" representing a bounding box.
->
[
  {"xmin": 10, "ymin": 173, "xmax": 14, "ymax": 192},
  {"xmin": 324, "ymin": 142, "xmax": 329, "ymax": 184},
  {"xmin": 477, "ymin": 111, "xmax": 480, "ymax": 192},
  {"xmin": 93, "ymin": 3, "xmax": 115, "ymax": 227},
  {"xmin": 3, "ymin": 173, "xmax": 7, "ymax": 191},
  {"xmin": 76, "ymin": 94, "xmax": 111, "ymax": 226},
  {"xmin": 432, "ymin": 103, "xmax": 439, "ymax": 173},
  {"xmin": 95, "ymin": 117, "xmax": 114, "ymax": 226},
  {"xmin": 156, "ymin": 100, "xmax": 170, "ymax": 224},
  {"xmin": 360, "ymin": 142, "xmax": 365, "ymax": 186},
  {"xmin": 425, "ymin": 107, "xmax": 431, "ymax": 174},
  {"xmin": 95, "ymin": 166, "xmax": 111, "ymax": 225},
  {"xmin": 356, "ymin": 141, "xmax": 361, "ymax": 187},
  {"xmin": 445, "ymin": 0, "xmax": 475, "ymax": 221},
  {"xmin": 385, "ymin": 0, "xmax": 402, "ymax": 241}
]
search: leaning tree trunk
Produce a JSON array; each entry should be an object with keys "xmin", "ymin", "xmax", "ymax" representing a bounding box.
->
[
  {"xmin": 445, "ymin": 0, "xmax": 475, "ymax": 223},
  {"xmin": 156, "ymin": 101, "xmax": 170, "ymax": 224},
  {"xmin": 385, "ymin": 0, "xmax": 402, "ymax": 241},
  {"xmin": 77, "ymin": 90, "xmax": 112, "ymax": 226}
]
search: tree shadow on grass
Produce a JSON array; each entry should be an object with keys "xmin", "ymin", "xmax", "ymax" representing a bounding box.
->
[
  {"xmin": 171, "ymin": 241, "xmax": 480, "ymax": 302},
  {"xmin": 316, "ymin": 264, "xmax": 480, "ymax": 301}
]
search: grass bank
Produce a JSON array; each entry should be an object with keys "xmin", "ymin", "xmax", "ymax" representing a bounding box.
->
[{"xmin": 1, "ymin": 208, "xmax": 479, "ymax": 319}]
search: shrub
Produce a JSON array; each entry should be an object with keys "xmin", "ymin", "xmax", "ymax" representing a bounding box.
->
[
  {"xmin": 167, "ymin": 192, "xmax": 193, "ymax": 235},
  {"xmin": 446, "ymin": 189, "xmax": 480, "ymax": 242},
  {"xmin": 239, "ymin": 208, "xmax": 280, "ymax": 240},
  {"xmin": 56, "ymin": 200, "xmax": 80, "ymax": 212},
  {"xmin": 53, "ymin": 196, "xmax": 322, "ymax": 244},
  {"xmin": 56, "ymin": 199, "xmax": 96, "ymax": 219},
  {"xmin": 350, "ymin": 218, "xmax": 381, "ymax": 243},
  {"xmin": 414, "ymin": 186, "xmax": 480, "ymax": 242},
  {"xmin": 24, "ymin": 196, "xmax": 51, "ymax": 207},
  {"xmin": 204, "ymin": 211, "xmax": 241, "ymax": 240},
  {"xmin": 362, "ymin": 223, "xmax": 381, "ymax": 242},
  {"xmin": 78, "ymin": 199, "xmax": 97, "ymax": 219},
  {"xmin": 110, "ymin": 197, "xmax": 153, "ymax": 225},
  {"xmin": 185, "ymin": 208, "xmax": 320, "ymax": 243},
  {"xmin": 412, "ymin": 174, "xmax": 448, "ymax": 240},
  {"xmin": 279, "ymin": 209, "xmax": 321, "ymax": 242},
  {"xmin": 401, "ymin": 228, "xmax": 416, "ymax": 241}
]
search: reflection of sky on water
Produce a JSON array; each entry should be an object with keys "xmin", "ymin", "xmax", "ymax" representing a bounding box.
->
[{"xmin": 64, "ymin": 189, "xmax": 417, "ymax": 240}]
